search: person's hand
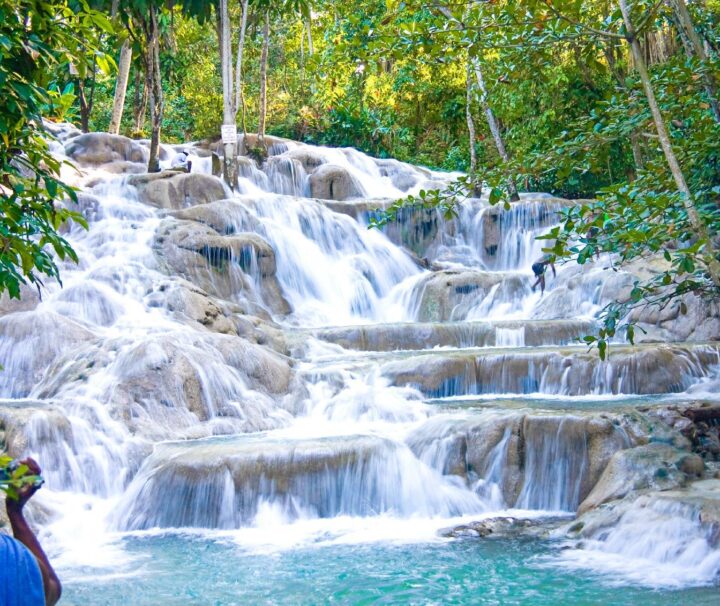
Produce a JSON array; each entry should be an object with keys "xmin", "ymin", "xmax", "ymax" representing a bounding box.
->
[{"xmin": 5, "ymin": 457, "xmax": 42, "ymax": 514}]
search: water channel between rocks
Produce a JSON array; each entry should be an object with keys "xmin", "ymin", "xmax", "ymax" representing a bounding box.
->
[{"xmin": 1, "ymin": 127, "xmax": 719, "ymax": 605}]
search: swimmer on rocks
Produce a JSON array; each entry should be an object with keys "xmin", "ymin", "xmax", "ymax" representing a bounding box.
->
[
  {"xmin": 531, "ymin": 253, "xmax": 556, "ymax": 295},
  {"xmin": 170, "ymin": 149, "xmax": 192, "ymax": 173}
]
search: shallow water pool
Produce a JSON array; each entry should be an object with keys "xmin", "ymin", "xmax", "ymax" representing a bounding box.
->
[{"xmin": 61, "ymin": 532, "xmax": 720, "ymax": 605}]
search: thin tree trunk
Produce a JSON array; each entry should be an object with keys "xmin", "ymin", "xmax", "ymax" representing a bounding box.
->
[
  {"xmin": 147, "ymin": 7, "xmax": 163, "ymax": 173},
  {"xmin": 620, "ymin": 0, "xmax": 720, "ymax": 287},
  {"xmin": 235, "ymin": 0, "xmax": 249, "ymax": 143},
  {"xmin": 219, "ymin": 0, "xmax": 238, "ymax": 188},
  {"xmin": 77, "ymin": 56, "xmax": 96, "ymax": 133},
  {"xmin": 78, "ymin": 80, "xmax": 91, "ymax": 132},
  {"xmin": 234, "ymin": 0, "xmax": 249, "ymax": 116},
  {"xmin": 133, "ymin": 66, "xmax": 148, "ymax": 135},
  {"xmin": 471, "ymin": 57, "xmax": 519, "ymax": 201},
  {"xmin": 306, "ymin": 17, "xmax": 314, "ymax": 55},
  {"xmin": 306, "ymin": 18, "xmax": 316, "ymax": 96},
  {"xmin": 257, "ymin": 10, "xmax": 270, "ymax": 144},
  {"xmin": 671, "ymin": 0, "xmax": 720, "ymax": 123},
  {"xmin": 109, "ymin": 40, "xmax": 133, "ymax": 134},
  {"xmin": 630, "ymin": 131, "xmax": 644, "ymax": 173},
  {"xmin": 465, "ymin": 59, "xmax": 480, "ymax": 197},
  {"xmin": 605, "ymin": 40, "xmax": 645, "ymax": 176}
]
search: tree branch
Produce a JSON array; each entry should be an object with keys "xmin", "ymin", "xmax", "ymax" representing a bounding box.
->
[{"xmin": 541, "ymin": 0, "xmax": 625, "ymax": 39}]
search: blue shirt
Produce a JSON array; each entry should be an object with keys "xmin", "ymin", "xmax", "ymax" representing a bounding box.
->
[{"xmin": 0, "ymin": 533, "xmax": 45, "ymax": 606}]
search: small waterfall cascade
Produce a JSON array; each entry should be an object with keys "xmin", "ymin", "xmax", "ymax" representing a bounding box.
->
[
  {"xmin": 552, "ymin": 489, "xmax": 720, "ymax": 587},
  {"xmin": 1, "ymin": 127, "xmax": 719, "ymax": 596}
]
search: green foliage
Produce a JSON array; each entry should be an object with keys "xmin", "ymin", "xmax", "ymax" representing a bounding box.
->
[
  {"xmin": 0, "ymin": 455, "xmax": 41, "ymax": 500},
  {"xmin": 0, "ymin": 0, "xmax": 111, "ymax": 298},
  {"xmin": 365, "ymin": 0, "xmax": 720, "ymax": 357}
]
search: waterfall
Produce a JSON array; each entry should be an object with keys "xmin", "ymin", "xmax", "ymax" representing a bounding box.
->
[
  {"xmin": 552, "ymin": 493, "xmax": 720, "ymax": 587},
  {"xmin": 515, "ymin": 416, "xmax": 589, "ymax": 512},
  {"xmin": 1, "ymin": 129, "xmax": 718, "ymax": 600}
]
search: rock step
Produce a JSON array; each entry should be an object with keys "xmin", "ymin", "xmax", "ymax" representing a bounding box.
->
[
  {"xmin": 378, "ymin": 343, "xmax": 720, "ymax": 397},
  {"xmin": 293, "ymin": 319, "xmax": 596, "ymax": 353},
  {"xmin": 424, "ymin": 393, "xmax": 701, "ymax": 412},
  {"xmin": 112, "ymin": 432, "xmax": 483, "ymax": 530},
  {"xmin": 412, "ymin": 404, "xmax": 715, "ymax": 519}
]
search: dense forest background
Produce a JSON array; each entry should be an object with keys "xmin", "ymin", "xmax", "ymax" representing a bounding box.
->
[{"xmin": 70, "ymin": 0, "xmax": 720, "ymax": 201}]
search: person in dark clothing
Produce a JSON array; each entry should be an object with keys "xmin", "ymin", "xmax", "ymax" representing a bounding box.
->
[
  {"xmin": 1, "ymin": 458, "xmax": 61, "ymax": 606},
  {"xmin": 531, "ymin": 253, "xmax": 556, "ymax": 295}
]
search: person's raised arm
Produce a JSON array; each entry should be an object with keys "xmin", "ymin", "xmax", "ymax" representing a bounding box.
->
[{"xmin": 5, "ymin": 458, "xmax": 62, "ymax": 606}]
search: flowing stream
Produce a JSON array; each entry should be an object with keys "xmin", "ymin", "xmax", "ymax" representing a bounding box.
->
[{"xmin": 1, "ymin": 129, "xmax": 719, "ymax": 604}]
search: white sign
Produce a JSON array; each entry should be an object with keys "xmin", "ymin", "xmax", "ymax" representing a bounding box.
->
[{"xmin": 221, "ymin": 124, "xmax": 238, "ymax": 145}]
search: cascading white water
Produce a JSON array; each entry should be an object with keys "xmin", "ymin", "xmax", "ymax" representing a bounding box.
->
[
  {"xmin": 552, "ymin": 493, "xmax": 720, "ymax": 587},
  {"xmin": 238, "ymin": 195, "xmax": 422, "ymax": 325},
  {"xmin": 1, "ymin": 129, "xmax": 719, "ymax": 597}
]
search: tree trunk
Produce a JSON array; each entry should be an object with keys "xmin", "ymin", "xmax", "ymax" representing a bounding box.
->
[
  {"xmin": 108, "ymin": 40, "xmax": 133, "ymax": 135},
  {"xmin": 671, "ymin": 0, "xmax": 720, "ymax": 123},
  {"xmin": 236, "ymin": 0, "xmax": 249, "ymax": 142},
  {"xmin": 306, "ymin": 17, "xmax": 314, "ymax": 55},
  {"xmin": 78, "ymin": 80, "xmax": 91, "ymax": 133},
  {"xmin": 132, "ymin": 65, "xmax": 147, "ymax": 135},
  {"xmin": 465, "ymin": 59, "xmax": 480, "ymax": 197},
  {"xmin": 630, "ymin": 131, "xmax": 644, "ymax": 173},
  {"xmin": 257, "ymin": 10, "xmax": 270, "ymax": 145},
  {"xmin": 219, "ymin": 0, "xmax": 238, "ymax": 188},
  {"xmin": 77, "ymin": 58, "xmax": 97, "ymax": 133},
  {"xmin": 147, "ymin": 7, "xmax": 163, "ymax": 173},
  {"xmin": 604, "ymin": 40, "xmax": 645, "ymax": 176},
  {"xmin": 471, "ymin": 57, "xmax": 519, "ymax": 201},
  {"xmin": 619, "ymin": 0, "xmax": 720, "ymax": 287}
]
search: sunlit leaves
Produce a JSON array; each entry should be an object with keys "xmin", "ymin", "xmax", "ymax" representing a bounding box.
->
[
  {"xmin": 0, "ymin": 455, "xmax": 42, "ymax": 501},
  {"xmin": 0, "ymin": 0, "xmax": 103, "ymax": 299}
]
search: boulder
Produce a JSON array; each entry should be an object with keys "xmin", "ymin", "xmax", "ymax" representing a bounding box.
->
[
  {"xmin": 128, "ymin": 172, "xmax": 227, "ymax": 210},
  {"xmin": 0, "ymin": 399, "xmax": 65, "ymax": 457},
  {"xmin": 375, "ymin": 158, "xmax": 424, "ymax": 192},
  {"xmin": 383, "ymin": 354, "xmax": 474, "ymax": 397},
  {"xmin": 145, "ymin": 279, "xmax": 288, "ymax": 352},
  {"xmin": 152, "ymin": 218, "xmax": 290, "ymax": 315},
  {"xmin": 0, "ymin": 284, "xmax": 41, "ymax": 317},
  {"xmin": 0, "ymin": 311, "xmax": 96, "ymax": 398},
  {"xmin": 566, "ymin": 479, "xmax": 720, "ymax": 581},
  {"xmin": 285, "ymin": 147, "xmax": 327, "ymax": 173},
  {"xmin": 378, "ymin": 205, "xmax": 442, "ymax": 259},
  {"xmin": 309, "ymin": 164, "xmax": 362, "ymax": 201},
  {"xmin": 438, "ymin": 517, "xmax": 548, "ymax": 539},
  {"xmin": 95, "ymin": 161, "xmax": 147, "ymax": 175},
  {"xmin": 577, "ymin": 443, "xmax": 701, "ymax": 514},
  {"xmin": 408, "ymin": 409, "xmax": 636, "ymax": 512},
  {"xmin": 145, "ymin": 279, "xmax": 237, "ymax": 336},
  {"xmin": 169, "ymin": 199, "xmax": 260, "ymax": 235},
  {"xmin": 34, "ymin": 333, "xmax": 294, "ymax": 441},
  {"xmin": 238, "ymin": 133, "xmax": 289, "ymax": 155},
  {"xmin": 43, "ymin": 120, "xmax": 82, "ymax": 143},
  {"xmin": 534, "ymin": 266, "xmax": 635, "ymax": 320},
  {"xmin": 656, "ymin": 293, "xmax": 720, "ymax": 342},
  {"xmin": 412, "ymin": 270, "xmax": 526, "ymax": 322},
  {"xmin": 53, "ymin": 281, "xmax": 124, "ymax": 327},
  {"xmin": 65, "ymin": 133, "xmax": 148, "ymax": 165}
]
